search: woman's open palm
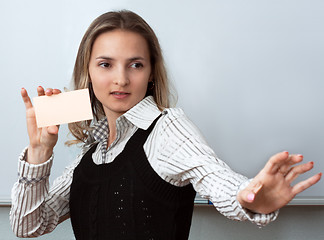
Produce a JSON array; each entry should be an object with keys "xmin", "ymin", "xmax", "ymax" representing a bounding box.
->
[{"xmin": 238, "ymin": 151, "xmax": 322, "ymax": 214}]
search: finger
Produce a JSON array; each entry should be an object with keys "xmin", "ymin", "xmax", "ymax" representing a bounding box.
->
[
  {"xmin": 45, "ymin": 88, "xmax": 54, "ymax": 96},
  {"xmin": 265, "ymin": 151, "xmax": 290, "ymax": 174},
  {"xmin": 47, "ymin": 125, "xmax": 59, "ymax": 135},
  {"xmin": 279, "ymin": 154, "xmax": 304, "ymax": 175},
  {"xmin": 21, "ymin": 88, "xmax": 33, "ymax": 109},
  {"xmin": 285, "ymin": 161, "xmax": 314, "ymax": 183},
  {"xmin": 21, "ymin": 88, "xmax": 38, "ymax": 141},
  {"xmin": 37, "ymin": 86, "xmax": 45, "ymax": 96},
  {"xmin": 291, "ymin": 173, "xmax": 322, "ymax": 196},
  {"xmin": 248, "ymin": 183, "xmax": 263, "ymax": 202},
  {"xmin": 241, "ymin": 181, "xmax": 263, "ymax": 203},
  {"xmin": 52, "ymin": 89, "xmax": 61, "ymax": 94}
]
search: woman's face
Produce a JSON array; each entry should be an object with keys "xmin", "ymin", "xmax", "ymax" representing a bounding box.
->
[{"xmin": 89, "ymin": 30, "xmax": 152, "ymax": 120}]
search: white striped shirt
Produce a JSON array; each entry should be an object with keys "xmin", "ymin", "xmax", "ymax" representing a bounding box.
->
[{"xmin": 10, "ymin": 96, "xmax": 278, "ymax": 237}]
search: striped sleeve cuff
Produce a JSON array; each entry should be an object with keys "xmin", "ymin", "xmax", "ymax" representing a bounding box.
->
[
  {"xmin": 236, "ymin": 179, "xmax": 279, "ymax": 227},
  {"xmin": 18, "ymin": 147, "xmax": 53, "ymax": 182}
]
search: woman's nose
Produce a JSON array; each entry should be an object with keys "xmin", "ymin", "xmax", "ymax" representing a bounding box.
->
[{"xmin": 113, "ymin": 68, "xmax": 129, "ymax": 86}]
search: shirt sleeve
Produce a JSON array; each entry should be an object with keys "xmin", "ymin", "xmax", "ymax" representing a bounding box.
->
[
  {"xmin": 9, "ymin": 147, "xmax": 83, "ymax": 238},
  {"xmin": 155, "ymin": 111, "xmax": 278, "ymax": 226}
]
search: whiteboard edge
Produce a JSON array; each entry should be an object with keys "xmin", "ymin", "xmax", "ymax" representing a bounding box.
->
[{"xmin": 2, "ymin": 197, "xmax": 324, "ymax": 206}]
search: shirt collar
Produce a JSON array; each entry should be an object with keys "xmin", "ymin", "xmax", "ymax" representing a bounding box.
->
[
  {"xmin": 91, "ymin": 96, "xmax": 162, "ymax": 142},
  {"xmin": 92, "ymin": 117, "xmax": 108, "ymax": 142},
  {"xmin": 123, "ymin": 96, "xmax": 162, "ymax": 130}
]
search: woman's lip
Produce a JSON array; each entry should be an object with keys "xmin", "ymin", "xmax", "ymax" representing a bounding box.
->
[
  {"xmin": 111, "ymin": 91, "xmax": 129, "ymax": 95},
  {"xmin": 111, "ymin": 91, "xmax": 130, "ymax": 99}
]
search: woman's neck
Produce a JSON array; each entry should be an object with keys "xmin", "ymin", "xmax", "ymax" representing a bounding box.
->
[{"xmin": 106, "ymin": 112, "xmax": 122, "ymax": 148}]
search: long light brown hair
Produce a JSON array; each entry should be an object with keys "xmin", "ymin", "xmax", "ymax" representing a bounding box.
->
[{"xmin": 68, "ymin": 10, "xmax": 174, "ymax": 145}]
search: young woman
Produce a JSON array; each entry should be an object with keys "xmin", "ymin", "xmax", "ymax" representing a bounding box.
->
[{"xmin": 10, "ymin": 10, "xmax": 321, "ymax": 239}]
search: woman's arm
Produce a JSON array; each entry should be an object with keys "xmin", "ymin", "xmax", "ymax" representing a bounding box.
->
[
  {"xmin": 154, "ymin": 111, "xmax": 318, "ymax": 226},
  {"xmin": 10, "ymin": 87, "xmax": 71, "ymax": 237},
  {"xmin": 10, "ymin": 149, "xmax": 82, "ymax": 237}
]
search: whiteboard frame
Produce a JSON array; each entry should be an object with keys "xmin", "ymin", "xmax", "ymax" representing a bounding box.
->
[{"xmin": 2, "ymin": 197, "xmax": 324, "ymax": 207}]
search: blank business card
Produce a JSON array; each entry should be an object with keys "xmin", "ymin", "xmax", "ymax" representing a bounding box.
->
[{"xmin": 33, "ymin": 89, "xmax": 93, "ymax": 128}]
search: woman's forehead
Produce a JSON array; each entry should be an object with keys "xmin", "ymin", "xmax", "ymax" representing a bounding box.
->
[{"xmin": 91, "ymin": 30, "xmax": 150, "ymax": 60}]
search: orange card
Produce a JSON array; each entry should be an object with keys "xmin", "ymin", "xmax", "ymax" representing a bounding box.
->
[{"xmin": 33, "ymin": 89, "xmax": 93, "ymax": 128}]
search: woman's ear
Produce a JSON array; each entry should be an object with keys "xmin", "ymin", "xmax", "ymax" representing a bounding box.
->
[{"xmin": 149, "ymin": 74, "xmax": 153, "ymax": 83}]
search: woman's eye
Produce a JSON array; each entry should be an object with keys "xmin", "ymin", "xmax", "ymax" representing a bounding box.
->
[
  {"xmin": 130, "ymin": 62, "xmax": 143, "ymax": 69},
  {"xmin": 99, "ymin": 62, "xmax": 111, "ymax": 68}
]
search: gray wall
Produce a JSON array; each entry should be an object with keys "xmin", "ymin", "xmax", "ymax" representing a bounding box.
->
[{"xmin": 1, "ymin": 206, "xmax": 324, "ymax": 240}]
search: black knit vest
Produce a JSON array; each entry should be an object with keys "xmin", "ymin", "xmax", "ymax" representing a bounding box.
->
[{"xmin": 69, "ymin": 115, "xmax": 196, "ymax": 240}]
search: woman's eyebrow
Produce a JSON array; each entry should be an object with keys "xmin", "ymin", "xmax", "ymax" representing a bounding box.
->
[
  {"xmin": 96, "ymin": 56, "xmax": 114, "ymax": 60},
  {"xmin": 95, "ymin": 56, "xmax": 146, "ymax": 61},
  {"xmin": 128, "ymin": 57, "xmax": 146, "ymax": 61}
]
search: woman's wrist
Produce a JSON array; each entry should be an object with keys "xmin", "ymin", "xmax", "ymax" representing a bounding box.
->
[{"xmin": 27, "ymin": 146, "xmax": 53, "ymax": 164}]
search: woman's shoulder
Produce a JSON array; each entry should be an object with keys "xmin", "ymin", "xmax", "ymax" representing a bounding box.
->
[
  {"xmin": 158, "ymin": 106, "xmax": 209, "ymax": 143},
  {"xmin": 161, "ymin": 106, "xmax": 187, "ymax": 122},
  {"xmin": 158, "ymin": 107, "xmax": 192, "ymax": 131},
  {"xmin": 158, "ymin": 107, "xmax": 203, "ymax": 136}
]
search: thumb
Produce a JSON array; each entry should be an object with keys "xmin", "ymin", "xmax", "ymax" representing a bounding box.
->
[
  {"xmin": 47, "ymin": 125, "xmax": 59, "ymax": 135},
  {"xmin": 244, "ymin": 182, "xmax": 263, "ymax": 203}
]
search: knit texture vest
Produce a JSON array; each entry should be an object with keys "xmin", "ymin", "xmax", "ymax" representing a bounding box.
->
[{"xmin": 69, "ymin": 115, "xmax": 196, "ymax": 240}]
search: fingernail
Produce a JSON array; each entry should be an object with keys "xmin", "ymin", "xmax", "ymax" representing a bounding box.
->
[
  {"xmin": 247, "ymin": 193, "xmax": 255, "ymax": 202},
  {"xmin": 297, "ymin": 154, "xmax": 303, "ymax": 157}
]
